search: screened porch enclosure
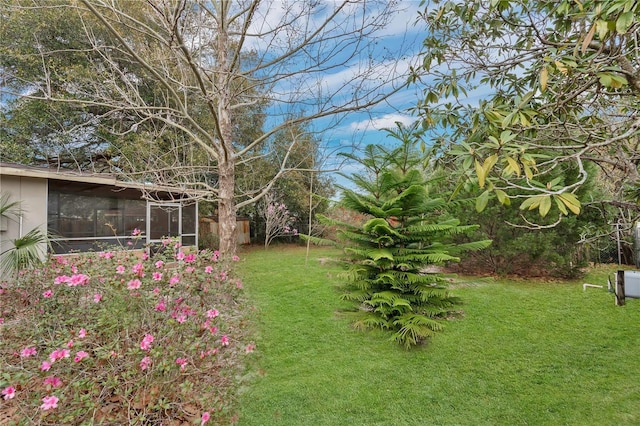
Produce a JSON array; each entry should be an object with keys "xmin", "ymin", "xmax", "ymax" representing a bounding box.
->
[{"xmin": 47, "ymin": 180, "xmax": 197, "ymax": 254}]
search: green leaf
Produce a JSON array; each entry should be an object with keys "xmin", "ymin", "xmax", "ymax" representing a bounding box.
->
[
  {"xmin": 522, "ymin": 162, "xmax": 533, "ymax": 180},
  {"xmin": 616, "ymin": 11, "xmax": 634, "ymax": 34},
  {"xmin": 462, "ymin": 155, "xmax": 473, "ymax": 170},
  {"xmin": 500, "ymin": 130, "xmax": 517, "ymax": 144},
  {"xmin": 598, "ymin": 73, "xmax": 612, "ymax": 87},
  {"xmin": 370, "ymin": 249, "xmax": 394, "ymax": 262},
  {"xmin": 483, "ymin": 154, "xmax": 498, "ymax": 175},
  {"xmin": 505, "ymin": 157, "xmax": 521, "ymax": 177},
  {"xmin": 475, "ymin": 159, "xmax": 486, "ymax": 188},
  {"xmin": 557, "ymin": 192, "xmax": 581, "ymax": 214},
  {"xmin": 596, "ymin": 19, "xmax": 609, "ymax": 39},
  {"xmin": 494, "ymin": 189, "xmax": 510, "ymax": 206},
  {"xmin": 476, "ymin": 190, "xmax": 490, "ymax": 212},
  {"xmin": 538, "ymin": 195, "xmax": 552, "ymax": 217},
  {"xmin": 519, "ymin": 196, "xmax": 540, "ymax": 211},
  {"xmin": 554, "ymin": 195, "xmax": 568, "ymax": 215}
]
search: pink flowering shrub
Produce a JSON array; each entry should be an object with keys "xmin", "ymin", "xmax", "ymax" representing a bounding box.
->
[
  {"xmin": 0, "ymin": 241, "xmax": 252, "ymax": 424},
  {"xmin": 262, "ymin": 194, "xmax": 299, "ymax": 248}
]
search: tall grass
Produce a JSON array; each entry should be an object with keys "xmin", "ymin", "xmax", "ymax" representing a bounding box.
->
[{"xmin": 238, "ymin": 246, "xmax": 640, "ymax": 425}]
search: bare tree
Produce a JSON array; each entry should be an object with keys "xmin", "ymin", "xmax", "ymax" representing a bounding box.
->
[{"xmin": 1, "ymin": 0, "xmax": 415, "ymax": 253}]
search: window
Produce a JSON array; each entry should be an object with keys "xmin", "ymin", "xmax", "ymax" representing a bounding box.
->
[{"xmin": 48, "ymin": 180, "xmax": 197, "ymax": 254}]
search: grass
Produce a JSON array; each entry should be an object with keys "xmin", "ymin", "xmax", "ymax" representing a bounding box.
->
[{"xmin": 237, "ymin": 245, "xmax": 640, "ymax": 425}]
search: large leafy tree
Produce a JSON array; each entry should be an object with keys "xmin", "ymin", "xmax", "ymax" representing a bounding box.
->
[
  {"xmin": 1, "ymin": 0, "xmax": 412, "ymax": 254},
  {"xmin": 414, "ymin": 0, "xmax": 640, "ymax": 227},
  {"xmin": 318, "ymin": 124, "xmax": 491, "ymax": 347}
]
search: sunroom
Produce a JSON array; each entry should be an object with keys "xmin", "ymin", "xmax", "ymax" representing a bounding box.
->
[{"xmin": 0, "ymin": 162, "xmax": 198, "ymax": 258}]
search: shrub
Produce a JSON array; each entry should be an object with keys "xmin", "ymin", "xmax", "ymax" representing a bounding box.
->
[{"xmin": 0, "ymin": 237, "xmax": 253, "ymax": 424}]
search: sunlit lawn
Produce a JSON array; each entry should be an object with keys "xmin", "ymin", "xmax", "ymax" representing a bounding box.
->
[{"xmin": 237, "ymin": 245, "xmax": 640, "ymax": 425}]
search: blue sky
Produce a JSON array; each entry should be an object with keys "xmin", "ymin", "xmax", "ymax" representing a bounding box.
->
[{"xmin": 276, "ymin": 1, "xmax": 429, "ymax": 180}]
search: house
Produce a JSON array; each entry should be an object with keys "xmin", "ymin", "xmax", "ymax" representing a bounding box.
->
[{"xmin": 0, "ymin": 162, "xmax": 198, "ymax": 265}]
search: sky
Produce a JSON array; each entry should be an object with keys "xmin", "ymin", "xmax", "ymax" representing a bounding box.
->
[
  {"xmin": 240, "ymin": 0, "xmax": 427, "ymax": 180},
  {"xmin": 299, "ymin": 1, "xmax": 429, "ymax": 184}
]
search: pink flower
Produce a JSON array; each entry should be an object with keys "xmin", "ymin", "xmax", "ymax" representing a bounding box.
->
[
  {"xmin": 221, "ymin": 335, "xmax": 229, "ymax": 346},
  {"xmin": 155, "ymin": 260, "xmax": 164, "ymax": 269},
  {"xmin": 132, "ymin": 228, "xmax": 142, "ymax": 236},
  {"xmin": 93, "ymin": 293, "xmax": 103, "ymax": 303},
  {"xmin": 232, "ymin": 255, "xmax": 240, "ymax": 262},
  {"xmin": 40, "ymin": 395, "xmax": 59, "ymax": 410},
  {"xmin": 140, "ymin": 356, "xmax": 152, "ymax": 371},
  {"xmin": 204, "ymin": 265, "xmax": 214, "ymax": 274},
  {"xmin": 43, "ymin": 376, "xmax": 63, "ymax": 388},
  {"xmin": 169, "ymin": 275, "xmax": 180, "ymax": 286},
  {"xmin": 132, "ymin": 263, "xmax": 144, "ymax": 276},
  {"xmin": 2, "ymin": 386, "xmax": 15, "ymax": 400},
  {"xmin": 185, "ymin": 266, "xmax": 195, "ymax": 274},
  {"xmin": 99, "ymin": 251, "xmax": 114, "ymax": 259},
  {"xmin": 152, "ymin": 272, "xmax": 163, "ymax": 281},
  {"xmin": 184, "ymin": 253, "xmax": 197, "ymax": 263},
  {"xmin": 201, "ymin": 411, "xmax": 211, "ymax": 425},
  {"xmin": 74, "ymin": 351, "xmax": 89, "ymax": 363},
  {"xmin": 245, "ymin": 343, "xmax": 256, "ymax": 353},
  {"xmin": 127, "ymin": 279, "xmax": 142, "ymax": 290},
  {"xmin": 175, "ymin": 357, "xmax": 188, "ymax": 370},
  {"xmin": 68, "ymin": 273, "xmax": 90, "ymax": 286},
  {"xmin": 20, "ymin": 346, "xmax": 37, "ymax": 357},
  {"xmin": 155, "ymin": 300, "xmax": 166, "ymax": 312},
  {"xmin": 78, "ymin": 328, "xmax": 87, "ymax": 338},
  {"xmin": 49, "ymin": 348, "xmax": 70, "ymax": 363},
  {"xmin": 54, "ymin": 275, "xmax": 70, "ymax": 285},
  {"xmin": 66, "ymin": 340, "xmax": 74, "ymax": 349},
  {"xmin": 176, "ymin": 251, "xmax": 185, "ymax": 261},
  {"xmin": 206, "ymin": 309, "xmax": 219, "ymax": 319},
  {"xmin": 140, "ymin": 334, "xmax": 154, "ymax": 351},
  {"xmin": 115, "ymin": 265, "xmax": 126, "ymax": 274},
  {"xmin": 40, "ymin": 361, "xmax": 52, "ymax": 371},
  {"xmin": 42, "ymin": 289, "xmax": 53, "ymax": 298},
  {"xmin": 142, "ymin": 252, "xmax": 149, "ymax": 261}
]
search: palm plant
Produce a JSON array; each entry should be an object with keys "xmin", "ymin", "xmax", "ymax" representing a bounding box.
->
[{"xmin": 0, "ymin": 193, "xmax": 47, "ymax": 276}]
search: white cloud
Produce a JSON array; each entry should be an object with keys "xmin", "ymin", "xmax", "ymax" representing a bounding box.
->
[{"xmin": 349, "ymin": 113, "xmax": 417, "ymax": 132}]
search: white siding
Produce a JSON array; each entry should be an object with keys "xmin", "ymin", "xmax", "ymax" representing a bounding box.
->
[{"xmin": 0, "ymin": 175, "xmax": 48, "ymax": 277}]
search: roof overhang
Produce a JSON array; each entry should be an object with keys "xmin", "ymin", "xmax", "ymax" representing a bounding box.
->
[{"xmin": 0, "ymin": 162, "xmax": 207, "ymax": 198}]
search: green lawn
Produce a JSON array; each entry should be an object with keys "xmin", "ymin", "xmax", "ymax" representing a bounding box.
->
[{"xmin": 237, "ymin": 246, "xmax": 640, "ymax": 425}]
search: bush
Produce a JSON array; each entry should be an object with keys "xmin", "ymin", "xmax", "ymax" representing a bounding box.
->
[{"xmin": 0, "ymin": 238, "xmax": 253, "ymax": 424}]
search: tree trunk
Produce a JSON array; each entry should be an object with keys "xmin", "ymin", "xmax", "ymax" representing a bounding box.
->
[
  {"xmin": 215, "ymin": 1, "xmax": 236, "ymax": 255},
  {"xmin": 217, "ymin": 158, "xmax": 237, "ymax": 254}
]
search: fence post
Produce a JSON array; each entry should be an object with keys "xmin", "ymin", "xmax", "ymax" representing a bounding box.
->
[{"xmin": 616, "ymin": 270, "xmax": 625, "ymax": 306}]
